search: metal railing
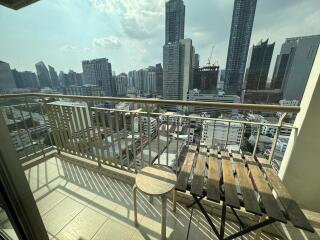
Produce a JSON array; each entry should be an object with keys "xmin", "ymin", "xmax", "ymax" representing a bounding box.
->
[{"xmin": 0, "ymin": 93, "xmax": 299, "ymax": 172}]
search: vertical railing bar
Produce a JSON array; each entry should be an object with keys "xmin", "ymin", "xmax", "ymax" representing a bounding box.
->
[
  {"xmin": 130, "ymin": 112, "xmax": 137, "ymax": 172},
  {"xmin": 94, "ymin": 109, "xmax": 103, "ymax": 167},
  {"xmin": 76, "ymin": 106, "xmax": 88, "ymax": 158},
  {"xmin": 268, "ymin": 113, "xmax": 287, "ymax": 163},
  {"xmin": 146, "ymin": 104, "xmax": 152, "ymax": 166},
  {"xmin": 115, "ymin": 111, "xmax": 123, "ymax": 168},
  {"xmin": 166, "ymin": 115, "xmax": 169, "ymax": 166},
  {"xmin": 211, "ymin": 120, "xmax": 216, "ymax": 149},
  {"xmin": 62, "ymin": 106, "xmax": 77, "ymax": 156},
  {"xmin": 157, "ymin": 115, "xmax": 160, "ymax": 165},
  {"xmin": 66, "ymin": 106, "xmax": 80, "ymax": 156},
  {"xmin": 175, "ymin": 116, "xmax": 180, "ymax": 174},
  {"xmin": 187, "ymin": 118, "xmax": 191, "ymax": 146},
  {"xmin": 24, "ymin": 97, "xmax": 45, "ymax": 157},
  {"xmin": 39, "ymin": 100, "xmax": 54, "ymax": 149},
  {"xmin": 18, "ymin": 107, "xmax": 36, "ymax": 155},
  {"xmin": 224, "ymin": 121, "xmax": 231, "ymax": 150},
  {"xmin": 47, "ymin": 105, "xmax": 63, "ymax": 153},
  {"xmin": 101, "ymin": 111, "xmax": 111, "ymax": 164},
  {"xmin": 71, "ymin": 106, "xmax": 84, "ymax": 157},
  {"xmin": 238, "ymin": 123, "xmax": 246, "ymax": 152},
  {"xmin": 252, "ymin": 125, "xmax": 261, "ymax": 157},
  {"xmin": 107, "ymin": 111, "xmax": 117, "ymax": 166},
  {"xmin": 122, "ymin": 112, "xmax": 130, "ymax": 169},
  {"xmin": 139, "ymin": 113, "xmax": 144, "ymax": 168},
  {"xmin": 7, "ymin": 106, "xmax": 28, "ymax": 158},
  {"xmin": 55, "ymin": 105, "xmax": 70, "ymax": 153},
  {"xmin": 83, "ymin": 105, "xmax": 94, "ymax": 160}
]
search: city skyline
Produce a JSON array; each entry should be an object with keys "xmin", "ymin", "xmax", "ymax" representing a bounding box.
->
[{"xmin": 1, "ymin": 0, "xmax": 319, "ymax": 78}]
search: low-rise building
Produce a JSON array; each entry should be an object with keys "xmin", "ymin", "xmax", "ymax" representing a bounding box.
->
[{"xmin": 187, "ymin": 89, "xmax": 240, "ymax": 116}]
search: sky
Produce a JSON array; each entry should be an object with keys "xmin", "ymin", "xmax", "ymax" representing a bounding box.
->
[{"xmin": 0, "ymin": 0, "xmax": 319, "ymax": 78}]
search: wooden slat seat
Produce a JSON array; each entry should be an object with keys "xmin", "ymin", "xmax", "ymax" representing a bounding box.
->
[
  {"xmin": 207, "ymin": 150, "xmax": 220, "ymax": 202},
  {"xmin": 244, "ymin": 155, "xmax": 286, "ymax": 222},
  {"xmin": 264, "ymin": 167, "xmax": 314, "ymax": 232},
  {"xmin": 232, "ymin": 153, "xmax": 262, "ymax": 215},
  {"xmin": 175, "ymin": 145, "xmax": 197, "ymax": 192},
  {"xmin": 190, "ymin": 147, "xmax": 207, "ymax": 196},
  {"xmin": 221, "ymin": 151, "xmax": 240, "ymax": 209}
]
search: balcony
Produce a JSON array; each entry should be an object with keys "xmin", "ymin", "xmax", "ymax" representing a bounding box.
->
[{"xmin": 0, "ymin": 93, "xmax": 320, "ymax": 240}]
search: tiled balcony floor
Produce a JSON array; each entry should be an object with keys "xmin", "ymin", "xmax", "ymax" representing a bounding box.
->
[{"xmin": 9, "ymin": 157, "xmax": 281, "ymax": 240}]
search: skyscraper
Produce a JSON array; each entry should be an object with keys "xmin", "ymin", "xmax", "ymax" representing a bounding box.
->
[
  {"xmin": 244, "ymin": 39, "xmax": 274, "ymax": 90},
  {"xmin": 0, "ymin": 61, "xmax": 16, "ymax": 90},
  {"xmin": 48, "ymin": 65, "xmax": 59, "ymax": 88},
  {"xmin": 155, "ymin": 63, "xmax": 163, "ymax": 96},
  {"xmin": 35, "ymin": 61, "xmax": 52, "ymax": 88},
  {"xmin": 82, "ymin": 58, "xmax": 116, "ymax": 96},
  {"xmin": 115, "ymin": 73, "xmax": 128, "ymax": 96},
  {"xmin": 165, "ymin": 0, "xmax": 185, "ymax": 44},
  {"xmin": 163, "ymin": 0, "xmax": 192, "ymax": 101},
  {"xmin": 224, "ymin": 0, "xmax": 257, "ymax": 95},
  {"xmin": 163, "ymin": 39, "xmax": 193, "ymax": 100},
  {"xmin": 271, "ymin": 35, "xmax": 320, "ymax": 102}
]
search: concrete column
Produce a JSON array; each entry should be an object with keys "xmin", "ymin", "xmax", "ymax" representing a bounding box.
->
[{"xmin": 279, "ymin": 45, "xmax": 320, "ymax": 212}]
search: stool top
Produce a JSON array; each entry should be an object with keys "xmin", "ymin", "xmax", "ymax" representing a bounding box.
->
[{"xmin": 136, "ymin": 166, "xmax": 177, "ymax": 196}]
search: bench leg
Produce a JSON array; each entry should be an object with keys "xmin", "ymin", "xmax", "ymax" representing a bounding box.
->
[
  {"xmin": 172, "ymin": 189, "xmax": 177, "ymax": 213},
  {"xmin": 133, "ymin": 184, "xmax": 138, "ymax": 227},
  {"xmin": 161, "ymin": 195, "xmax": 167, "ymax": 240},
  {"xmin": 254, "ymin": 214, "xmax": 267, "ymax": 240}
]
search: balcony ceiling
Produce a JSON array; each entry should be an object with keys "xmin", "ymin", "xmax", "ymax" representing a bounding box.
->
[{"xmin": 0, "ymin": 0, "xmax": 39, "ymax": 10}]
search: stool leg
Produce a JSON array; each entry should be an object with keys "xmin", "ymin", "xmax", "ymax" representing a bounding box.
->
[
  {"xmin": 254, "ymin": 214, "xmax": 267, "ymax": 240},
  {"xmin": 172, "ymin": 189, "xmax": 177, "ymax": 213},
  {"xmin": 133, "ymin": 184, "xmax": 138, "ymax": 227},
  {"xmin": 161, "ymin": 195, "xmax": 167, "ymax": 240}
]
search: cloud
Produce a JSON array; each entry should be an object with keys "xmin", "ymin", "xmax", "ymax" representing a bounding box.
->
[
  {"xmin": 59, "ymin": 44, "xmax": 77, "ymax": 52},
  {"xmin": 92, "ymin": 36, "xmax": 121, "ymax": 48},
  {"xmin": 89, "ymin": 0, "xmax": 165, "ymax": 39}
]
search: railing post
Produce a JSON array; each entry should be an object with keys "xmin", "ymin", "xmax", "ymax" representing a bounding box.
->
[
  {"xmin": 224, "ymin": 122, "xmax": 231, "ymax": 150},
  {"xmin": 252, "ymin": 125, "xmax": 261, "ymax": 157},
  {"xmin": 268, "ymin": 113, "xmax": 287, "ymax": 164},
  {"xmin": 238, "ymin": 123, "xmax": 245, "ymax": 152}
]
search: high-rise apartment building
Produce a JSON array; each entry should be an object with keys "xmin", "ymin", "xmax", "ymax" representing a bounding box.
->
[
  {"xmin": 48, "ymin": 65, "xmax": 59, "ymax": 89},
  {"xmin": 271, "ymin": 35, "xmax": 320, "ymax": 102},
  {"xmin": 68, "ymin": 70, "xmax": 82, "ymax": 86},
  {"xmin": 163, "ymin": 0, "xmax": 193, "ymax": 101},
  {"xmin": 224, "ymin": 0, "xmax": 257, "ymax": 95},
  {"xmin": 244, "ymin": 39, "xmax": 274, "ymax": 90},
  {"xmin": 82, "ymin": 58, "xmax": 116, "ymax": 96},
  {"xmin": 165, "ymin": 0, "xmax": 185, "ymax": 44},
  {"xmin": 193, "ymin": 53, "xmax": 200, "ymax": 69},
  {"xmin": 155, "ymin": 64, "xmax": 163, "ymax": 96},
  {"xmin": 12, "ymin": 69, "xmax": 38, "ymax": 89},
  {"xmin": 35, "ymin": 61, "xmax": 52, "ymax": 88},
  {"xmin": 0, "ymin": 61, "xmax": 16, "ymax": 90},
  {"xmin": 115, "ymin": 73, "xmax": 128, "ymax": 96},
  {"xmin": 163, "ymin": 39, "xmax": 194, "ymax": 100}
]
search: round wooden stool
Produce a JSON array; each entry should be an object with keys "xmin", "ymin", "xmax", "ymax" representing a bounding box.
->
[{"xmin": 133, "ymin": 166, "xmax": 177, "ymax": 240}]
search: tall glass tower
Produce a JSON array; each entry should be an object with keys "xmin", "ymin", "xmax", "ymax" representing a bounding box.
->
[
  {"xmin": 165, "ymin": 0, "xmax": 185, "ymax": 44},
  {"xmin": 224, "ymin": 0, "xmax": 257, "ymax": 95}
]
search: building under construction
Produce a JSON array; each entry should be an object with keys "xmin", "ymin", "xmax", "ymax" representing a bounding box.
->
[{"xmin": 193, "ymin": 65, "xmax": 219, "ymax": 93}]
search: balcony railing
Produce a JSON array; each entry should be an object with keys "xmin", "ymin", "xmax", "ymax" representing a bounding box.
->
[{"xmin": 0, "ymin": 93, "xmax": 300, "ymax": 173}]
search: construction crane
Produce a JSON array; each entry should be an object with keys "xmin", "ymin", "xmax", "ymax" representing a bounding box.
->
[{"xmin": 207, "ymin": 45, "xmax": 215, "ymax": 66}]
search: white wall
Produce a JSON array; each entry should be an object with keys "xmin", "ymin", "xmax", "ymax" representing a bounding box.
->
[{"xmin": 279, "ymin": 45, "xmax": 320, "ymax": 212}]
